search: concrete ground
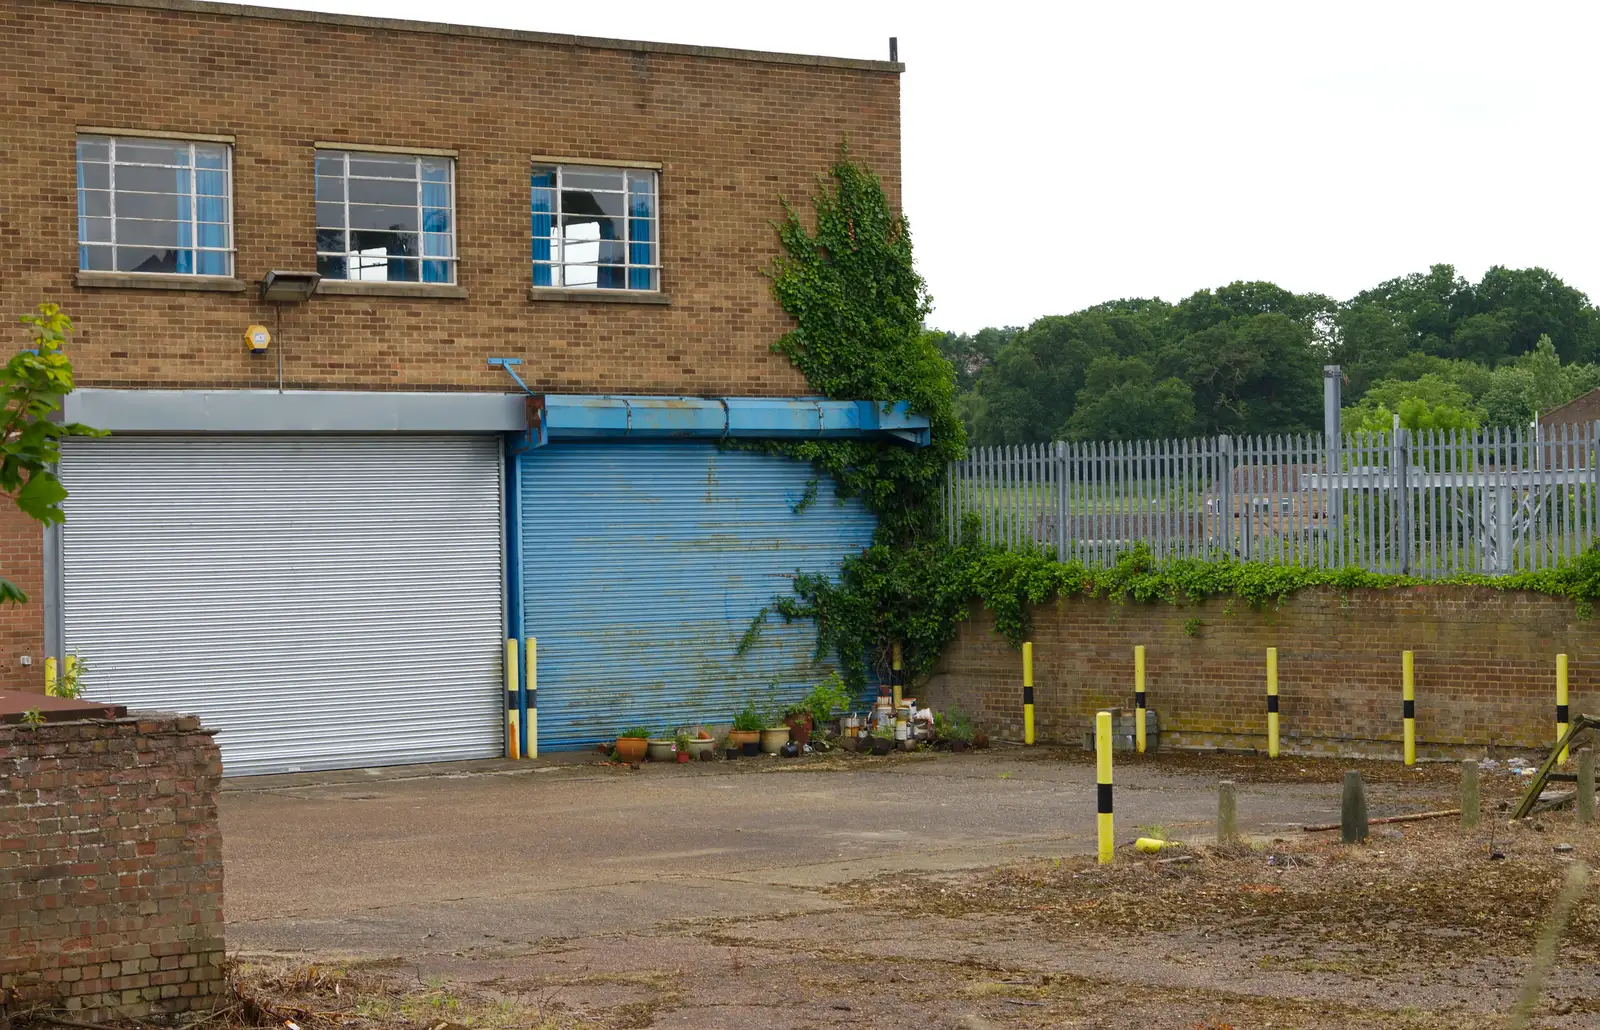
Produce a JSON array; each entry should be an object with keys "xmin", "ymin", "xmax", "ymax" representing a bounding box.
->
[
  {"xmin": 221, "ymin": 748, "xmax": 1346, "ymax": 959},
  {"xmin": 221, "ymin": 749, "xmax": 1585, "ymax": 1029}
]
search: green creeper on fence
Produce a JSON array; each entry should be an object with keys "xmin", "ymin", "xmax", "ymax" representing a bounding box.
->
[{"xmin": 2, "ymin": 304, "xmax": 105, "ymax": 604}]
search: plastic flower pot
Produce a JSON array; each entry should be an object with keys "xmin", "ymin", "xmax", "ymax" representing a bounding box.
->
[{"xmin": 760, "ymin": 726, "xmax": 790, "ymax": 755}]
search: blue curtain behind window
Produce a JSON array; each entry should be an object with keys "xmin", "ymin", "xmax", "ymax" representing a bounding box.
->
[
  {"xmin": 174, "ymin": 165, "xmax": 194, "ymax": 274},
  {"xmin": 628, "ymin": 188, "xmax": 652, "ymax": 291},
  {"xmin": 421, "ymin": 175, "xmax": 452, "ymax": 283},
  {"xmin": 531, "ymin": 169, "xmax": 554, "ymax": 287},
  {"xmin": 196, "ymin": 167, "xmax": 228, "ymax": 275}
]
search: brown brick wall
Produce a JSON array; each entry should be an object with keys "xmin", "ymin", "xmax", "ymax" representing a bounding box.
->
[
  {"xmin": 0, "ymin": 713, "xmax": 225, "ymax": 1022},
  {"xmin": 0, "ymin": 505, "xmax": 43, "ymax": 693},
  {"xmin": 924, "ymin": 587, "xmax": 1599, "ymax": 758},
  {"xmin": 0, "ymin": 0, "xmax": 901, "ymax": 395}
]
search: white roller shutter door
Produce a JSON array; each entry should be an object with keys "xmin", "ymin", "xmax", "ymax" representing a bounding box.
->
[{"xmin": 59, "ymin": 434, "xmax": 504, "ymax": 776}]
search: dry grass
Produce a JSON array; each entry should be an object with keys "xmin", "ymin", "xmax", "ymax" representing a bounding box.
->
[{"xmin": 835, "ymin": 814, "xmax": 1600, "ymax": 967}]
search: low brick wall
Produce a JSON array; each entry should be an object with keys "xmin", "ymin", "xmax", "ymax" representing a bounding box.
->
[
  {"xmin": 924, "ymin": 587, "xmax": 1596, "ymax": 758},
  {"xmin": 1, "ymin": 713, "xmax": 225, "ymax": 1022}
]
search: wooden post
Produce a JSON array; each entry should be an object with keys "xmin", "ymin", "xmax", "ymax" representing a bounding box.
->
[
  {"xmin": 1460, "ymin": 759, "xmax": 1481, "ymax": 830},
  {"xmin": 1578, "ymin": 748, "xmax": 1596, "ymax": 827},
  {"xmin": 1218, "ymin": 780, "xmax": 1238, "ymax": 845},
  {"xmin": 1341, "ymin": 770, "xmax": 1368, "ymax": 844}
]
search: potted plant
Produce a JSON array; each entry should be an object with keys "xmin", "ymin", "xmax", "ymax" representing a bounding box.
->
[
  {"xmin": 760, "ymin": 719, "xmax": 791, "ymax": 755},
  {"xmin": 685, "ymin": 727, "xmax": 716, "ymax": 760},
  {"xmin": 646, "ymin": 733, "xmax": 676, "ymax": 762},
  {"xmin": 782, "ymin": 701, "xmax": 813, "ymax": 747},
  {"xmin": 870, "ymin": 722, "xmax": 895, "ymax": 756},
  {"xmin": 673, "ymin": 731, "xmax": 692, "ymax": 764},
  {"xmin": 615, "ymin": 726, "xmax": 650, "ymax": 764},
  {"xmin": 801, "ymin": 673, "xmax": 853, "ymax": 740},
  {"xmin": 946, "ymin": 709, "xmax": 976, "ymax": 753},
  {"xmin": 728, "ymin": 701, "xmax": 763, "ymax": 757}
]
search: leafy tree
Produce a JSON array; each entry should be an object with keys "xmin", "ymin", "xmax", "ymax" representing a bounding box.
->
[
  {"xmin": 944, "ymin": 264, "xmax": 1600, "ymax": 444},
  {"xmin": 2, "ymin": 304, "xmax": 104, "ymax": 603},
  {"xmin": 1342, "ymin": 373, "xmax": 1481, "ymax": 434},
  {"xmin": 932, "ymin": 326, "xmax": 1017, "ymax": 393},
  {"xmin": 1061, "ymin": 356, "xmax": 1197, "ymax": 440},
  {"xmin": 965, "ymin": 302, "xmax": 1168, "ymax": 446},
  {"xmin": 1346, "ymin": 264, "xmax": 1474, "ymax": 358},
  {"xmin": 1330, "ymin": 302, "xmax": 1412, "ymax": 397},
  {"xmin": 1162, "ymin": 311, "xmax": 1322, "ymax": 436},
  {"xmin": 1475, "ymin": 266, "xmax": 1600, "ymax": 363}
]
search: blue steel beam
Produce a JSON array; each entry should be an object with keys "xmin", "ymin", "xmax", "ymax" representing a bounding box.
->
[{"xmin": 527, "ymin": 395, "xmax": 930, "ymax": 447}]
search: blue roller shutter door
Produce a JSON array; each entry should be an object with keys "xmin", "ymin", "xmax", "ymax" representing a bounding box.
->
[{"xmin": 519, "ymin": 443, "xmax": 875, "ymax": 749}]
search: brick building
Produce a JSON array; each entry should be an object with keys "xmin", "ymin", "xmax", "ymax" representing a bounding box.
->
[{"xmin": 0, "ymin": 0, "xmax": 919, "ymax": 773}]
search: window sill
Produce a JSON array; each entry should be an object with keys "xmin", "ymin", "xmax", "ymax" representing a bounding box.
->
[
  {"xmin": 316, "ymin": 281, "xmax": 468, "ymax": 299},
  {"xmin": 528, "ymin": 287, "xmax": 671, "ymax": 306},
  {"xmin": 75, "ymin": 271, "xmax": 248, "ymax": 293}
]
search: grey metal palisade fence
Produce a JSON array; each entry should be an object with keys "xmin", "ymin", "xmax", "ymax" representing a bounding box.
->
[{"xmin": 944, "ymin": 423, "xmax": 1600, "ymax": 576}]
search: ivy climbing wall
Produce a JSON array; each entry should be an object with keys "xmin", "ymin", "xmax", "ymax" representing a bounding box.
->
[{"xmin": 925, "ymin": 586, "xmax": 1596, "ymax": 757}]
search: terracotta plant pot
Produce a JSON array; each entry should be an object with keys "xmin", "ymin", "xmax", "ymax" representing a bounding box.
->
[
  {"xmin": 760, "ymin": 726, "xmax": 790, "ymax": 755},
  {"xmin": 727, "ymin": 728, "xmax": 760, "ymax": 757},
  {"xmin": 951, "ymin": 739, "xmax": 970, "ymax": 753},
  {"xmin": 646, "ymin": 739, "xmax": 676, "ymax": 762},
  {"xmin": 784, "ymin": 713, "xmax": 813, "ymax": 747},
  {"xmin": 871, "ymin": 736, "xmax": 893, "ymax": 756},
  {"xmin": 615, "ymin": 737, "xmax": 648, "ymax": 763}
]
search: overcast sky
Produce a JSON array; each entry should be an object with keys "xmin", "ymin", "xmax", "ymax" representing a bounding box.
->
[{"xmin": 255, "ymin": 0, "xmax": 1600, "ymax": 333}]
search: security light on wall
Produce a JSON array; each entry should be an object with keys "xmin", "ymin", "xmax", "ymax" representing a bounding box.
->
[{"xmin": 259, "ymin": 270, "xmax": 321, "ymax": 304}]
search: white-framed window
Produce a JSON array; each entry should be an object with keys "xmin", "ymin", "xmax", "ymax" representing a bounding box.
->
[
  {"xmin": 316, "ymin": 151, "xmax": 456, "ymax": 283},
  {"xmin": 531, "ymin": 165, "xmax": 658, "ymax": 291},
  {"xmin": 76, "ymin": 135, "xmax": 233, "ymax": 276}
]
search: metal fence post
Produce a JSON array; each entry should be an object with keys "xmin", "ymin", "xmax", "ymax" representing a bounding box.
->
[
  {"xmin": 1397, "ymin": 425, "xmax": 1411, "ymax": 575},
  {"xmin": 1057, "ymin": 441, "xmax": 1069, "ymax": 561},
  {"xmin": 1218, "ymin": 435, "xmax": 1234, "ymax": 558},
  {"xmin": 1497, "ymin": 448, "xmax": 1513, "ymax": 575}
]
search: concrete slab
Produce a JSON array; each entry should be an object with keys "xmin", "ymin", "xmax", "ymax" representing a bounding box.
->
[{"xmin": 221, "ymin": 750, "xmax": 1357, "ymax": 958}]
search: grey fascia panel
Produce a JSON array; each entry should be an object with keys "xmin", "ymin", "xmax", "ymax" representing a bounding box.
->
[{"xmin": 64, "ymin": 389, "xmax": 528, "ymax": 432}]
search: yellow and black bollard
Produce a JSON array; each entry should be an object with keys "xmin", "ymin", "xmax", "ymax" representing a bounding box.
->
[
  {"xmin": 1266, "ymin": 647, "xmax": 1279, "ymax": 758},
  {"xmin": 1022, "ymin": 642, "xmax": 1035, "ymax": 745},
  {"xmin": 43, "ymin": 656, "xmax": 57, "ymax": 697},
  {"xmin": 891, "ymin": 640, "xmax": 903, "ymax": 709},
  {"xmin": 1557, "ymin": 652, "xmax": 1570, "ymax": 765},
  {"xmin": 1096, "ymin": 710, "xmax": 1114, "ymax": 864},
  {"xmin": 505, "ymin": 638, "xmax": 521, "ymax": 761},
  {"xmin": 1402, "ymin": 650, "xmax": 1416, "ymax": 766},
  {"xmin": 526, "ymin": 637, "xmax": 539, "ymax": 760},
  {"xmin": 1134, "ymin": 645, "xmax": 1147, "ymax": 754}
]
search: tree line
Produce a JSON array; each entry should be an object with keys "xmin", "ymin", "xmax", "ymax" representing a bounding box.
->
[{"xmin": 937, "ymin": 264, "xmax": 1600, "ymax": 445}]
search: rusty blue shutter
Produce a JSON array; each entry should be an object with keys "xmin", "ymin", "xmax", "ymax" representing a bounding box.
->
[{"xmin": 519, "ymin": 442, "xmax": 874, "ymax": 750}]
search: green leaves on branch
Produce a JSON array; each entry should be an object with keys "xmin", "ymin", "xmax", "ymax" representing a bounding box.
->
[
  {"xmin": 754, "ymin": 149, "xmax": 969, "ymax": 688},
  {"xmin": 963, "ymin": 541, "xmax": 1600, "ymax": 646},
  {"xmin": 2, "ymin": 304, "xmax": 106, "ymax": 604},
  {"xmin": 765, "ymin": 149, "xmax": 965, "ymax": 546}
]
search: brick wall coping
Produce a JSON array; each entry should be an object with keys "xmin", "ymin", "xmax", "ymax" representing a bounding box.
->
[
  {"xmin": 64, "ymin": 0, "xmax": 908, "ymax": 73},
  {"xmin": 0, "ymin": 712, "xmax": 216, "ymax": 736}
]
